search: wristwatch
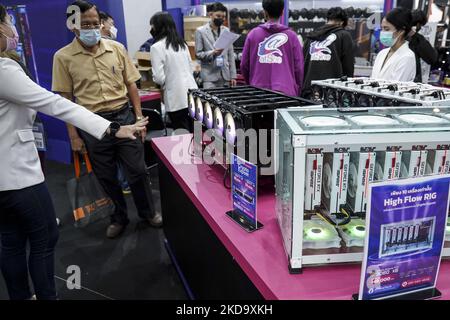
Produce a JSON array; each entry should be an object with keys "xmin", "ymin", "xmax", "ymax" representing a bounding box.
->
[
  {"xmin": 136, "ymin": 115, "xmax": 144, "ymax": 121},
  {"xmin": 108, "ymin": 122, "xmax": 121, "ymax": 137}
]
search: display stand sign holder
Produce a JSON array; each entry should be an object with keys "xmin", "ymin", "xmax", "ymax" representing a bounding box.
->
[
  {"xmin": 354, "ymin": 175, "xmax": 450, "ymax": 300},
  {"xmin": 226, "ymin": 153, "xmax": 263, "ymax": 233}
]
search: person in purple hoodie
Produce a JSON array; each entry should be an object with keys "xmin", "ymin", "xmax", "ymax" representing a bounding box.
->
[{"xmin": 240, "ymin": 0, "xmax": 304, "ymax": 97}]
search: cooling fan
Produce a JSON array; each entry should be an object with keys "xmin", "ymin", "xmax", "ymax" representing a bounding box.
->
[
  {"xmin": 338, "ymin": 219, "xmax": 366, "ymax": 247},
  {"xmin": 224, "ymin": 113, "xmax": 237, "ymax": 145},
  {"xmin": 300, "ymin": 115, "xmax": 349, "ymax": 128},
  {"xmin": 397, "ymin": 113, "xmax": 447, "ymax": 125},
  {"xmin": 203, "ymin": 101, "xmax": 213, "ymax": 129},
  {"xmin": 213, "ymin": 107, "xmax": 224, "ymax": 137},
  {"xmin": 195, "ymin": 97, "xmax": 204, "ymax": 123},
  {"xmin": 349, "ymin": 115, "xmax": 400, "ymax": 127},
  {"xmin": 303, "ymin": 220, "xmax": 341, "ymax": 249},
  {"xmin": 188, "ymin": 92, "xmax": 196, "ymax": 119}
]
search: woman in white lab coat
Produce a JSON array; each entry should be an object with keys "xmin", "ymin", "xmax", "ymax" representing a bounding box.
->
[
  {"xmin": 371, "ymin": 8, "xmax": 416, "ymax": 82},
  {"xmin": 150, "ymin": 12, "xmax": 198, "ymax": 132}
]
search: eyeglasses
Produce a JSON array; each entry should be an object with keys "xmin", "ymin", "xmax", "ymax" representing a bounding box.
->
[{"xmin": 80, "ymin": 22, "xmax": 101, "ymax": 29}]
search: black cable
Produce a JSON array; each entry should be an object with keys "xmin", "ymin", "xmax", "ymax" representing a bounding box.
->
[
  {"xmin": 316, "ymin": 207, "xmax": 352, "ymax": 226},
  {"xmin": 223, "ymin": 166, "xmax": 231, "ymax": 190},
  {"xmin": 188, "ymin": 136, "xmax": 195, "ymax": 157}
]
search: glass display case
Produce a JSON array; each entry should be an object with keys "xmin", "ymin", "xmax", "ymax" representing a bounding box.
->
[{"xmin": 275, "ymin": 106, "xmax": 450, "ymax": 272}]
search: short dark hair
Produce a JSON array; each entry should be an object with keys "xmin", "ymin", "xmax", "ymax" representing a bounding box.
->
[
  {"xmin": 262, "ymin": 0, "xmax": 284, "ymax": 19},
  {"xmin": 67, "ymin": 0, "xmax": 100, "ymax": 19},
  {"xmin": 99, "ymin": 11, "xmax": 113, "ymax": 22},
  {"xmin": 385, "ymin": 7, "xmax": 413, "ymax": 35},
  {"xmin": 327, "ymin": 7, "xmax": 348, "ymax": 28},
  {"xmin": 0, "ymin": 3, "xmax": 7, "ymax": 23},
  {"xmin": 411, "ymin": 9, "xmax": 428, "ymax": 27},
  {"xmin": 207, "ymin": 2, "xmax": 227, "ymax": 14}
]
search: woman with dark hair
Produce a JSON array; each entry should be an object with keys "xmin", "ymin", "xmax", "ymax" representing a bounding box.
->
[
  {"xmin": 408, "ymin": 9, "xmax": 438, "ymax": 83},
  {"xmin": 0, "ymin": 3, "xmax": 148, "ymax": 300},
  {"xmin": 371, "ymin": 8, "xmax": 416, "ymax": 81},
  {"xmin": 150, "ymin": 12, "xmax": 197, "ymax": 131}
]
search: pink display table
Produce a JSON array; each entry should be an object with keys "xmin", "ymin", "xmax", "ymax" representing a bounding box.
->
[
  {"xmin": 139, "ymin": 90, "xmax": 161, "ymax": 102},
  {"xmin": 152, "ymin": 134, "xmax": 450, "ymax": 300},
  {"xmin": 139, "ymin": 90, "xmax": 161, "ymax": 114}
]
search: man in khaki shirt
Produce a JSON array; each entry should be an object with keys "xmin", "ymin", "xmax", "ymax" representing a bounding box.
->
[{"xmin": 53, "ymin": 0, "xmax": 162, "ymax": 238}]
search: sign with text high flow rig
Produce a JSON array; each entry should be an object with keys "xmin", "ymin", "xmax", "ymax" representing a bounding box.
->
[{"xmin": 358, "ymin": 175, "xmax": 450, "ymax": 300}]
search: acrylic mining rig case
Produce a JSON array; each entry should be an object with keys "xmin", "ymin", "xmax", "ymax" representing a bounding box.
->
[
  {"xmin": 274, "ymin": 106, "xmax": 450, "ymax": 272},
  {"xmin": 311, "ymin": 78, "xmax": 450, "ymax": 108}
]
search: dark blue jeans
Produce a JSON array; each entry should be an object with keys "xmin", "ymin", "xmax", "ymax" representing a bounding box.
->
[{"xmin": 0, "ymin": 182, "xmax": 59, "ymax": 300}]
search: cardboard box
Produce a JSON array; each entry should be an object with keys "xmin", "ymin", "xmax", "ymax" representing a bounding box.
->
[
  {"xmin": 186, "ymin": 41, "xmax": 196, "ymax": 61},
  {"xmin": 184, "ymin": 16, "xmax": 209, "ymax": 42},
  {"xmin": 134, "ymin": 52, "xmax": 156, "ymax": 90}
]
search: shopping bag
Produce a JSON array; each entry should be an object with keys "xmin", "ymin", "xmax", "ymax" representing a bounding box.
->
[{"xmin": 66, "ymin": 152, "xmax": 115, "ymax": 228}]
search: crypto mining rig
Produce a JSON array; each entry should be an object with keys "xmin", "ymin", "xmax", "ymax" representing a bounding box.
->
[{"xmin": 275, "ymin": 106, "xmax": 450, "ymax": 272}]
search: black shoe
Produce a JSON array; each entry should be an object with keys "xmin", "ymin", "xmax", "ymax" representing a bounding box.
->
[
  {"xmin": 147, "ymin": 212, "xmax": 163, "ymax": 228},
  {"xmin": 106, "ymin": 223, "xmax": 126, "ymax": 239}
]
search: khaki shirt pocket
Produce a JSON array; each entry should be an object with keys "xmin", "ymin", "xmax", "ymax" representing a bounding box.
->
[{"xmin": 112, "ymin": 63, "xmax": 125, "ymax": 89}]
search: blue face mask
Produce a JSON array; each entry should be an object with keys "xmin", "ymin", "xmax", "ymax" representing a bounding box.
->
[
  {"xmin": 380, "ymin": 30, "xmax": 396, "ymax": 47},
  {"xmin": 79, "ymin": 29, "xmax": 101, "ymax": 47}
]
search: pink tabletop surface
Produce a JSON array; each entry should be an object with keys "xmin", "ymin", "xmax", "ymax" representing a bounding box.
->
[
  {"xmin": 152, "ymin": 134, "xmax": 450, "ymax": 300},
  {"xmin": 139, "ymin": 91, "xmax": 161, "ymax": 102}
]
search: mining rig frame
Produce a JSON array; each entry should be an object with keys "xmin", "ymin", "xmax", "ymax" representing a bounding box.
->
[{"xmin": 275, "ymin": 106, "xmax": 450, "ymax": 272}]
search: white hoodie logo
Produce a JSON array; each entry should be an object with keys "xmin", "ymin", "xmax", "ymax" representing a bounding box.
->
[
  {"xmin": 257, "ymin": 33, "xmax": 288, "ymax": 64},
  {"xmin": 310, "ymin": 33, "xmax": 337, "ymax": 61}
]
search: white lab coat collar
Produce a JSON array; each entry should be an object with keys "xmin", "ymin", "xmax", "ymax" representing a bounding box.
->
[
  {"xmin": 371, "ymin": 41, "xmax": 416, "ymax": 82},
  {"xmin": 381, "ymin": 42, "xmax": 409, "ymax": 73}
]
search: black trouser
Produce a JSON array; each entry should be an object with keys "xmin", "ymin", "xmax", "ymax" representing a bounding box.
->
[
  {"xmin": 78, "ymin": 105, "xmax": 155, "ymax": 226},
  {"xmin": 0, "ymin": 182, "xmax": 59, "ymax": 300},
  {"xmin": 168, "ymin": 108, "xmax": 192, "ymax": 132}
]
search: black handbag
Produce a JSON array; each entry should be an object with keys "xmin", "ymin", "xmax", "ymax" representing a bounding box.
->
[{"xmin": 66, "ymin": 152, "xmax": 115, "ymax": 228}]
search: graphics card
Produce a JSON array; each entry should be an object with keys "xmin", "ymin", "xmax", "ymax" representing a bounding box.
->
[
  {"xmin": 322, "ymin": 149, "xmax": 350, "ymax": 214},
  {"xmin": 374, "ymin": 148, "xmax": 402, "ymax": 181},
  {"xmin": 401, "ymin": 147, "xmax": 428, "ymax": 178},
  {"xmin": 304, "ymin": 149, "xmax": 323, "ymax": 212},
  {"xmin": 347, "ymin": 149, "xmax": 376, "ymax": 213},
  {"xmin": 427, "ymin": 145, "xmax": 450, "ymax": 175}
]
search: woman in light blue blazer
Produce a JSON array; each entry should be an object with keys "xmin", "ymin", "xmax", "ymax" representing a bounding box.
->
[{"xmin": 0, "ymin": 6, "xmax": 147, "ymax": 300}]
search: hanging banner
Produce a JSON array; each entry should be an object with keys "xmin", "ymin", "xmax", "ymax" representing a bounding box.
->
[
  {"xmin": 358, "ymin": 175, "xmax": 450, "ymax": 300},
  {"xmin": 6, "ymin": 5, "xmax": 39, "ymax": 83}
]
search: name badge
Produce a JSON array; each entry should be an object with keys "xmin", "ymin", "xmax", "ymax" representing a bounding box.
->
[
  {"xmin": 33, "ymin": 121, "xmax": 46, "ymax": 152},
  {"xmin": 215, "ymin": 55, "xmax": 224, "ymax": 68}
]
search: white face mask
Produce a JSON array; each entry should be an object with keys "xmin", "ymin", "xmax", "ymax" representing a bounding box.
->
[
  {"xmin": 0, "ymin": 22, "xmax": 19, "ymax": 52},
  {"xmin": 79, "ymin": 28, "xmax": 101, "ymax": 47},
  {"xmin": 110, "ymin": 26, "xmax": 118, "ymax": 40}
]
